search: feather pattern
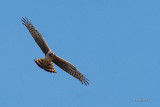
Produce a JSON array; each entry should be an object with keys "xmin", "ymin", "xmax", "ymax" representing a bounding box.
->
[
  {"xmin": 22, "ymin": 17, "xmax": 50, "ymax": 55},
  {"xmin": 34, "ymin": 58, "xmax": 56, "ymax": 73},
  {"xmin": 53, "ymin": 56, "xmax": 89, "ymax": 85}
]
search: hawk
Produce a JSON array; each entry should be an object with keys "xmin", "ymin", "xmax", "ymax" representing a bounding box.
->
[{"xmin": 22, "ymin": 17, "xmax": 89, "ymax": 85}]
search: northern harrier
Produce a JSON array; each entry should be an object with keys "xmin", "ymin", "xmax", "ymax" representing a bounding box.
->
[{"xmin": 22, "ymin": 17, "xmax": 89, "ymax": 85}]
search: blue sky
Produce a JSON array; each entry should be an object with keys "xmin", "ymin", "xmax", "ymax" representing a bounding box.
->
[{"xmin": 0, "ymin": 0, "xmax": 160, "ymax": 107}]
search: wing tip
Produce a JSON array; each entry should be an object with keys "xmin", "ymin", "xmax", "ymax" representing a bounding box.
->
[
  {"xmin": 80, "ymin": 75, "xmax": 89, "ymax": 86},
  {"xmin": 21, "ymin": 16, "xmax": 32, "ymax": 25}
]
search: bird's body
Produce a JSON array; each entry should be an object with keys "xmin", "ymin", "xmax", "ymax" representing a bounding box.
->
[
  {"xmin": 44, "ymin": 51, "xmax": 56, "ymax": 62},
  {"xmin": 22, "ymin": 17, "xmax": 89, "ymax": 85}
]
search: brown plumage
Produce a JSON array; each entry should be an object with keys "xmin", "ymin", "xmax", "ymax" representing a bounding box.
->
[
  {"xmin": 22, "ymin": 17, "xmax": 50, "ymax": 55},
  {"xmin": 53, "ymin": 56, "xmax": 89, "ymax": 85},
  {"xmin": 22, "ymin": 17, "xmax": 89, "ymax": 86},
  {"xmin": 34, "ymin": 58, "xmax": 56, "ymax": 73}
]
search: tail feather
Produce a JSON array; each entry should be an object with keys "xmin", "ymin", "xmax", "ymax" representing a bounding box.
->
[{"xmin": 34, "ymin": 58, "xmax": 56, "ymax": 73}]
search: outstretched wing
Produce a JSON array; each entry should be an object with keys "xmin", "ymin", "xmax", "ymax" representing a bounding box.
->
[
  {"xmin": 53, "ymin": 56, "xmax": 89, "ymax": 86},
  {"xmin": 22, "ymin": 17, "xmax": 50, "ymax": 55}
]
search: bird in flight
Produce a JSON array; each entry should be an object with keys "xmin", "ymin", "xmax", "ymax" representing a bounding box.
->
[{"xmin": 22, "ymin": 17, "xmax": 89, "ymax": 85}]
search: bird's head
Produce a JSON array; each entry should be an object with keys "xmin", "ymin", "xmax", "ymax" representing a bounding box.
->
[{"xmin": 48, "ymin": 51, "xmax": 56, "ymax": 58}]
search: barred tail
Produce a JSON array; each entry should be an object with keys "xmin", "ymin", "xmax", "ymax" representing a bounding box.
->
[{"xmin": 34, "ymin": 58, "xmax": 56, "ymax": 73}]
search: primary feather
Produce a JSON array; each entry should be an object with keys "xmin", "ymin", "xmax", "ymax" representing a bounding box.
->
[{"xmin": 22, "ymin": 17, "xmax": 50, "ymax": 55}]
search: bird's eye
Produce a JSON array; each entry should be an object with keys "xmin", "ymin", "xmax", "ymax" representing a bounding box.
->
[
  {"xmin": 49, "ymin": 53, "xmax": 53, "ymax": 56},
  {"xmin": 49, "ymin": 53, "xmax": 55, "ymax": 57}
]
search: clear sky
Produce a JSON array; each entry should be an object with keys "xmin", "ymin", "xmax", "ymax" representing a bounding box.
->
[{"xmin": 0, "ymin": 0, "xmax": 159, "ymax": 107}]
